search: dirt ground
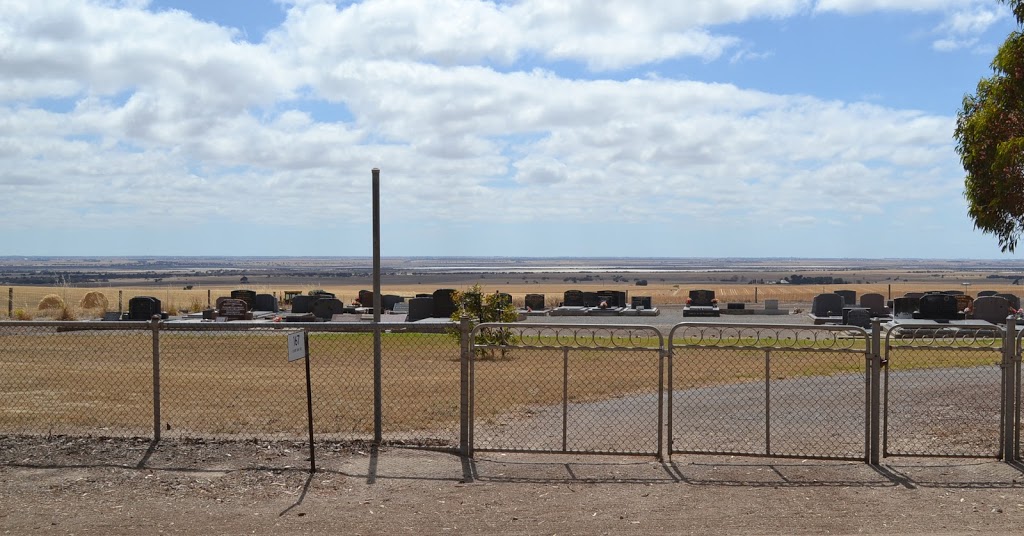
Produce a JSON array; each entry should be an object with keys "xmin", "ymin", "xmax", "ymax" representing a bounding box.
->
[{"xmin": 2, "ymin": 437, "xmax": 1023, "ymax": 535}]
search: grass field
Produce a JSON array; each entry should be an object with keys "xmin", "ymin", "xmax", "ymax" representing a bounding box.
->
[{"xmin": 0, "ymin": 324, "xmax": 1005, "ymax": 440}]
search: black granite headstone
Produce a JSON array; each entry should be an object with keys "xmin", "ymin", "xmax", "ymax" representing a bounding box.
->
[
  {"xmin": 631, "ymin": 296, "xmax": 653, "ymax": 309},
  {"xmin": 835, "ymin": 290, "xmax": 856, "ymax": 307},
  {"xmin": 382, "ymin": 295, "xmax": 404, "ymax": 312},
  {"xmin": 846, "ymin": 308, "xmax": 872, "ymax": 329},
  {"xmin": 917, "ymin": 293, "xmax": 958, "ymax": 320},
  {"xmin": 230, "ymin": 290, "xmax": 257, "ymax": 310},
  {"xmin": 254, "ymin": 294, "xmax": 278, "ymax": 312},
  {"xmin": 892, "ymin": 297, "xmax": 919, "ymax": 318},
  {"xmin": 291, "ymin": 295, "xmax": 319, "ymax": 314},
  {"xmin": 312, "ymin": 298, "xmax": 344, "ymax": 320},
  {"xmin": 433, "ymin": 289, "xmax": 457, "ymax": 318},
  {"xmin": 977, "ymin": 290, "xmax": 999, "ymax": 298},
  {"xmin": 689, "ymin": 290, "xmax": 716, "ymax": 306},
  {"xmin": 563, "ymin": 290, "xmax": 584, "ymax": 307},
  {"xmin": 811, "ymin": 293, "xmax": 843, "ymax": 317},
  {"xmin": 128, "ymin": 296, "xmax": 161, "ymax": 321}
]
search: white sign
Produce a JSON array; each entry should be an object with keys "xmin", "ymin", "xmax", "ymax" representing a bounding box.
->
[{"xmin": 288, "ymin": 331, "xmax": 306, "ymax": 362}]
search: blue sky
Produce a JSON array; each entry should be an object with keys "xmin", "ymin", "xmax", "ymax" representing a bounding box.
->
[{"xmin": 0, "ymin": 0, "xmax": 1021, "ymax": 258}]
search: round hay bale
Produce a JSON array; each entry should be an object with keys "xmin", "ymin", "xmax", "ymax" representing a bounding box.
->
[
  {"xmin": 37, "ymin": 294, "xmax": 65, "ymax": 311},
  {"xmin": 80, "ymin": 291, "xmax": 109, "ymax": 310}
]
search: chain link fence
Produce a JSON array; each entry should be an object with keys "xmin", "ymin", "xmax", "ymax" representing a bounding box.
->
[
  {"xmin": 469, "ymin": 323, "xmax": 663, "ymax": 456},
  {"xmin": 0, "ymin": 322, "xmax": 154, "ymax": 438},
  {"xmin": 669, "ymin": 323, "xmax": 870, "ymax": 460},
  {"xmin": 884, "ymin": 325, "xmax": 1006, "ymax": 458}
]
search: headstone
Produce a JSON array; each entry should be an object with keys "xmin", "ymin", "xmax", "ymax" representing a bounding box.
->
[
  {"xmin": 977, "ymin": 290, "xmax": 999, "ymax": 298},
  {"xmin": 764, "ymin": 299, "xmax": 779, "ymax": 311},
  {"xmin": 230, "ymin": 290, "xmax": 257, "ymax": 310},
  {"xmin": 943, "ymin": 290, "xmax": 965, "ymax": 296},
  {"xmin": 312, "ymin": 298, "xmax": 344, "ymax": 320},
  {"xmin": 582, "ymin": 292, "xmax": 600, "ymax": 308},
  {"xmin": 218, "ymin": 298, "xmax": 249, "ymax": 320},
  {"xmin": 727, "ymin": 303, "xmax": 745, "ymax": 310},
  {"xmin": 215, "ymin": 296, "xmax": 228, "ymax": 311},
  {"xmin": 432, "ymin": 289, "xmax": 457, "ymax": 318},
  {"xmin": 811, "ymin": 293, "xmax": 843, "ymax": 317},
  {"xmin": 254, "ymin": 294, "xmax": 279, "ymax": 312},
  {"xmin": 596, "ymin": 291, "xmax": 616, "ymax": 309},
  {"xmin": 846, "ymin": 308, "xmax": 872, "ymax": 329},
  {"xmin": 835, "ymin": 290, "xmax": 857, "ymax": 307},
  {"xmin": 860, "ymin": 293, "xmax": 887, "ymax": 316},
  {"xmin": 688, "ymin": 290, "xmax": 716, "ymax": 306},
  {"xmin": 955, "ymin": 294, "xmax": 973, "ymax": 314},
  {"xmin": 996, "ymin": 293, "xmax": 1021, "ymax": 310},
  {"xmin": 972, "ymin": 296, "xmax": 1011, "ymax": 324},
  {"xmin": 524, "ymin": 294, "xmax": 545, "ymax": 310},
  {"xmin": 631, "ymin": 296, "xmax": 652, "ymax": 309},
  {"xmin": 128, "ymin": 296, "xmax": 161, "ymax": 321},
  {"xmin": 917, "ymin": 293, "xmax": 959, "ymax": 320},
  {"xmin": 407, "ymin": 297, "xmax": 434, "ymax": 322},
  {"xmin": 382, "ymin": 295, "xmax": 404, "ymax": 312},
  {"xmin": 416, "ymin": 293, "xmax": 431, "ymax": 298},
  {"xmin": 291, "ymin": 295, "xmax": 319, "ymax": 314},
  {"xmin": 892, "ymin": 297, "xmax": 919, "ymax": 319},
  {"xmin": 357, "ymin": 290, "xmax": 374, "ymax": 307},
  {"xmin": 563, "ymin": 290, "xmax": 584, "ymax": 307},
  {"xmin": 392, "ymin": 302, "xmax": 409, "ymax": 314}
]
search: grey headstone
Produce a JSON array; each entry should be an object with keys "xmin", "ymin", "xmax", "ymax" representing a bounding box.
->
[
  {"xmin": 291, "ymin": 295, "xmax": 319, "ymax": 314},
  {"xmin": 312, "ymin": 298, "xmax": 344, "ymax": 320},
  {"xmin": 254, "ymin": 294, "xmax": 278, "ymax": 312},
  {"xmin": 524, "ymin": 294, "xmax": 545, "ymax": 310},
  {"xmin": 218, "ymin": 298, "xmax": 249, "ymax": 320},
  {"xmin": 811, "ymin": 293, "xmax": 843, "ymax": 317},
  {"xmin": 407, "ymin": 297, "xmax": 434, "ymax": 322},
  {"xmin": 764, "ymin": 299, "xmax": 779, "ymax": 310},
  {"xmin": 846, "ymin": 308, "xmax": 872, "ymax": 329},
  {"xmin": 835, "ymin": 290, "xmax": 857, "ymax": 308},
  {"xmin": 996, "ymin": 293, "xmax": 1021, "ymax": 310},
  {"xmin": 972, "ymin": 296, "xmax": 1011, "ymax": 324},
  {"xmin": 860, "ymin": 293, "xmax": 886, "ymax": 315}
]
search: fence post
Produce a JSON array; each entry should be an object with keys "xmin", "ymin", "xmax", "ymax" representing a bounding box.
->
[
  {"xmin": 7, "ymin": 287, "xmax": 12, "ymax": 319},
  {"xmin": 459, "ymin": 316, "xmax": 473, "ymax": 457},
  {"xmin": 869, "ymin": 319, "xmax": 882, "ymax": 465},
  {"xmin": 151, "ymin": 315, "xmax": 162, "ymax": 442},
  {"xmin": 1003, "ymin": 317, "xmax": 1017, "ymax": 462}
]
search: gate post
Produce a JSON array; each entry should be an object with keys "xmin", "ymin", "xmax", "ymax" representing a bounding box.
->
[
  {"xmin": 459, "ymin": 316, "xmax": 473, "ymax": 457},
  {"xmin": 869, "ymin": 319, "xmax": 882, "ymax": 465},
  {"xmin": 1002, "ymin": 317, "xmax": 1017, "ymax": 462},
  {"xmin": 151, "ymin": 315, "xmax": 162, "ymax": 442}
]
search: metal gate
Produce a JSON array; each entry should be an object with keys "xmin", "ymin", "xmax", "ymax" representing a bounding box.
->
[
  {"xmin": 469, "ymin": 323, "xmax": 663, "ymax": 457},
  {"xmin": 884, "ymin": 324, "xmax": 1007, "ymax": 458},
  {"xmin": 668, "ymin": 323, "xmax": 871, "ymax": 461}
]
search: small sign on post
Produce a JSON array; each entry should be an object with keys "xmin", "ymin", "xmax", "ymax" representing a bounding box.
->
[
  {"xmin": 288, "ymin": 331, "xmax": 307, "ymax": 362},
  {"xmin": 287, "ymin": 329, "xmax": 315, "ymax": 473}
]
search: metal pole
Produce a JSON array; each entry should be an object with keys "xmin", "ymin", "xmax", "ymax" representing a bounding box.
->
[
  {"xmin": 459, "ymin": 317, "xmax": 473, "ymax": 456},
  {"xmin": 151, "ymin": 315, "xmax": 162, "ymax": 441},
  {"xmin": 765, "ymin": 349, "xmax": 771, "ymax": 456},
  {"xmin": 657, "ymin": 347, "xmax": 664, "ymax": 461},
  {"xmin": 562, "ymin": 347, "xmax": 570, "ymax": 452},
  {"xmin": 372, "ymin": 168, "xmax": 383, "ymax": 445},
  {"xmin": 1002, "ymin": 317, "xmax": 1016, "ymax": 461},
  {"xmin": 207, "ymin": 289, "xmax": 211, "ymax": 309},
  {"xmin": 869, "ymin": 319, "xmax": 881, "ymax": 465},
  {"xmin": 304, "ymin": 330, "xmax": 316, "ymax": 473},
  {"xmin": 118, "ymin": 290, "xmax": 123, "ymax": 314},
  {"xmin": 754, "ymin": 286, "xmax": 758, "ymax": 304}
]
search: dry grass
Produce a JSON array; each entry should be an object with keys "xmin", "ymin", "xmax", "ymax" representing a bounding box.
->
[{"xmin": 0, "ymin": 327, "xmax": 1002, "ymax": 439}]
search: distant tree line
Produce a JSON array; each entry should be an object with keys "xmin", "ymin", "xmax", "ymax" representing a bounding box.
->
[{"xmin": 784, "ymin": 275, "xmax": 847, "ymax": 285}]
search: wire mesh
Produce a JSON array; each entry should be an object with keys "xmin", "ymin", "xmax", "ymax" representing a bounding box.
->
[
  {"xmin": 669, "ymin": 324, "xmax": 868, "ymax": 460},
  {"xmin": 379, "ymin": 327, "xmax": 461, "ymax": 449},
  {"xmin": 0, "ymin": 322, "xmax": 153, "ymax": 438},
  {"xmin": 884, "ymin": 325, "xmax": 1004, "ymax": 458},
  {"xmin": 470, "ymin": 324, "xmax": 663, "ymax": 455}
]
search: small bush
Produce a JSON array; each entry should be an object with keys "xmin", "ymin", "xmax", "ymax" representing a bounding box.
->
[
  {"xmin": 13, "ymin": 308, "xmax": 32, "ymax": 321},
  {"xmin": 56, "ymin": 306, "xmax": 77, "ymax": 321},
  {"xmin": 79, "ymin": 291, "xmax": 109, "ymax": 310}
]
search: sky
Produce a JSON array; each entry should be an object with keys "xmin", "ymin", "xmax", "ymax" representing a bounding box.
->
[{"xmin": 1, "ymin": 0, "xmax": 1022, "ymax": 259}]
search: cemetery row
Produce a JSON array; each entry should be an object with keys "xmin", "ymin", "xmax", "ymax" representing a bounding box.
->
[{"xmin": 808, "ymin": 289, "xmax": 1022, "ymax": 328}]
